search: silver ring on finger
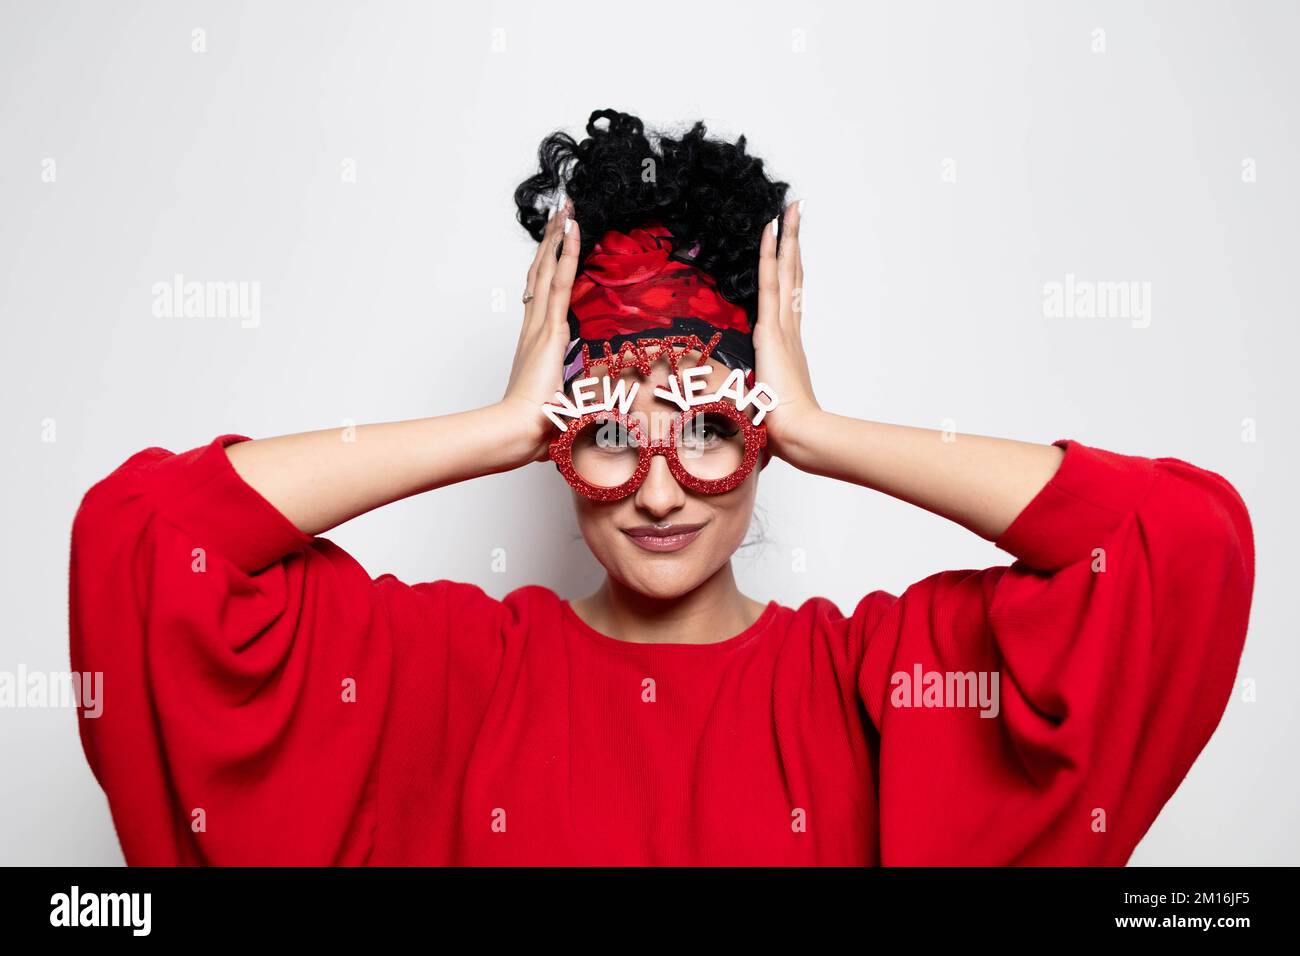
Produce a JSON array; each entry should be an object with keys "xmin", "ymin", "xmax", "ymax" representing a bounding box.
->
[{"xmin": 522, "ymin": 288, "xmax": 535, "ymax": 304}]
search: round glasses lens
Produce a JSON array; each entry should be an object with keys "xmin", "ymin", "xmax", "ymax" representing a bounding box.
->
[
  {"xmin": 677, "ymin": 411, "xmax": 747, "ymax": 482},
  {"xmin": 570, "ymin": 415, "xmax": 641, "ymax": 489}
]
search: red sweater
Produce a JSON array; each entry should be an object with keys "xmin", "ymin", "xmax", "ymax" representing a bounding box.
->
[{"xmin": 68, "ymin": 434, "xmax": 1254, "ymax": 866}]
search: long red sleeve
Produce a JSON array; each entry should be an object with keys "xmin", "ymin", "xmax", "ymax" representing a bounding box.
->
[
  {"xmin": 69, "ymin": 434, "xmax": 501, "ymax": 864},
  {"xmin": 69, "ymin": 435, "xmax": 1252, "ymax": 865},
  {"xmin": 854, "ymin": 439, "xmax": 1255, "ymax": 863}
]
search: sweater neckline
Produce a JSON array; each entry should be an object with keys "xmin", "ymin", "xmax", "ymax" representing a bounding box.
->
[{"xmin": 560, "ymin": 598, "xmax": 780, "ymax": 653}]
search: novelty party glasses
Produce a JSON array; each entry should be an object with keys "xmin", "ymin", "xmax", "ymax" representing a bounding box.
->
[{"xmin": 548, "ymin": 399, "xmax": 766, "ymax": 501}]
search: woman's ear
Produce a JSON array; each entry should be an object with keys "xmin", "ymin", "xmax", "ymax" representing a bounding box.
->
[{"xmin": 760, "ymin": 446, "xmax": 772, "ymax": 470}]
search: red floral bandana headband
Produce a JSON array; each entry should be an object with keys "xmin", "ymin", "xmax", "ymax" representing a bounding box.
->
[
  {"xmin": 541, "ymin": 222, "xmax": 778, "ymax": 498},
  {"xmin": 561, "ymin": 222, "xmax": 758, "ymax": 390}
]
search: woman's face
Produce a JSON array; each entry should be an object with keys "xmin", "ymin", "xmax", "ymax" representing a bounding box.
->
[{"xmin": 565, "ymin": 350, "xmax": 765, "ymax": 600}]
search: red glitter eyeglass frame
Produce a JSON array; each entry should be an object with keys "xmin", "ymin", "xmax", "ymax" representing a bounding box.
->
[{"xmin": 547, "ymin": 400, "xmax": 768, "ymax": 501}]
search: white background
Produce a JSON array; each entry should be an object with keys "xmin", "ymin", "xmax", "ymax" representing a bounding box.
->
[{"xmin": 1, "ymin": 0, "xmax": 1296, "ymax": 865}]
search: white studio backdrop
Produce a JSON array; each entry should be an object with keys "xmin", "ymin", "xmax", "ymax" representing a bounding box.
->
[{"xmin": 1, "ymin": 0, "xmax": 1296, "ymax": 865}]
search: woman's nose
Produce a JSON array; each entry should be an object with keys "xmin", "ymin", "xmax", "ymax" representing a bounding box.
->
[{"xmin": 633, "ymin": 453, "xmax": 686, "ymax": 513}]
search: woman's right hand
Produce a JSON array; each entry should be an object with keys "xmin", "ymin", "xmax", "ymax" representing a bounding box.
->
[
  {"xmin": 222, "ymin": 201, "xmax": 582, "ymax": 537},
  {"xmin": 500, "ymin": 198, "xmax": 582, "ymax": 464}
]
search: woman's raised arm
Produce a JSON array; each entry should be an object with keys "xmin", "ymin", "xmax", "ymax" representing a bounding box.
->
[
  {"xmin": 226, "ymin": 200, "xmax": 582, "ymax": 537},
  {"xmin": 754, "ymin": 200, "xmax": 1065, "ymax": 540},
  {"xmin": 224, "ymin": 406, "xmax": 535, "ymax": 537}
]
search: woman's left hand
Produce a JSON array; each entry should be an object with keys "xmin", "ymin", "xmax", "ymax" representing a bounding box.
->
[{"xmin": 753, "ymin": 199, "xmax": 822, "ymax": 463}]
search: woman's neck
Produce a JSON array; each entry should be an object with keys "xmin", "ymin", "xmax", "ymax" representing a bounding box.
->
[{"xmin": 572, "ymin": 565, "xmax": 767, "ymax": 645}]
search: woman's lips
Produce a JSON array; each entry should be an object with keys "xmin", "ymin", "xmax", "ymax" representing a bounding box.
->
[{"xmin": 622, "ymin": 523, "xmax": 705, "ymax": 553}]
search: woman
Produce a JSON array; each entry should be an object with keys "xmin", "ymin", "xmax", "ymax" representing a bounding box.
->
[{"xmin": 69, "ymin": 109, "xmax": 1254, "ymax": 866}]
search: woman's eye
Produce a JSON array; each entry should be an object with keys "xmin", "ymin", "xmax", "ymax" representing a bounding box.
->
[
  {"xmin": 594, "ymin": 422, "xmax": 636, "ymax": 449},
  {"xmin": 684, "ymin": 414, "xmax": 739, "ymax": 446}
]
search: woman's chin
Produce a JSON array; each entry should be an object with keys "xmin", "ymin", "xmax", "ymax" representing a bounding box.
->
[{"xmin": 613, "ymin": 563, "xmax": 702, "ymax": 602}]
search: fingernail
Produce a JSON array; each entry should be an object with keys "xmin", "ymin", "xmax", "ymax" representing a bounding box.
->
[
  {"xmin": 564, "ymin": 217, "xmax": 573, "ymax": 235},
  {"xmin": 797, "ymin": 199, "xmax": 805, "ymax": 218},
  {"xmin": 770, "ymin": 216, "xmax": 779, "ymax": 237}
]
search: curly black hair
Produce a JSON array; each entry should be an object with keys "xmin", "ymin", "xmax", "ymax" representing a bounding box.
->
[{"xmin": 513, "ymin": 108, "xmax": 789, "ymax": 310}]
